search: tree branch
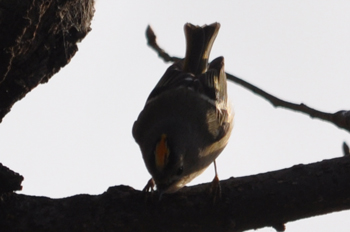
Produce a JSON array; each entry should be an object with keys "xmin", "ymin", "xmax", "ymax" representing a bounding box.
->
[
  {"xmin": 0, "ymin": 0, "xmax": 95, "ymax": 123},
  {"xmin": 146, "ymin": 25, "xmax": 181, "ymax": 63},
  {"xmin": 145, "ymin": 25, "xmax": 350, "ymax": 133},
  {"xmin": 0, "ymin": 163, "xmax": 23, "ymax": 194},
  {"xmin": 1, "ymin": 156, "xmax": 350, "ymax": 232}
]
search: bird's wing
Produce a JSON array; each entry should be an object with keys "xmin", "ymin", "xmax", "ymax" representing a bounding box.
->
[
  {"xmin": 199, "ymin": 56, "xmax": 231, "ymax": 141},
  {"xmin": 146, "ymin": 61, "xmax": 194, "ymax": 103}
]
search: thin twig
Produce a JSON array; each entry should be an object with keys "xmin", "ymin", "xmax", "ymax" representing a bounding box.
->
[
  {"xmin": 146, "ymin": 25, "xmax": 181, "ymax": 63},
  {"xmin": 145, "ymin": 25, "xmax": 350, "ymax": 133},
  {"xmin": 226, "ymin": 73, "xmax": 350, "ymax": 133}
]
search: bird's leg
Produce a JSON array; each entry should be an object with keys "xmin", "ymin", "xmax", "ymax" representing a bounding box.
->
[{"xmin": 211, "ymin": 160, "xmax": 222, "ymax": 202}]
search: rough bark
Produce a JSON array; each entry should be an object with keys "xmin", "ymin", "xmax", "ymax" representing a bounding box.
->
[
  {"xmin": 0, "ymin": 163, "xmax": 23, "ymax": 194},
  {"xmin": 1, "ymin": 156, "xmax": 350, "ymax": 232},
  {"xmin": 0, "ymin": 0, "xmax": 95, "ymax": 122}
]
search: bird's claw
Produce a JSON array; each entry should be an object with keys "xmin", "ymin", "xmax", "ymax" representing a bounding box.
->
[
  {"xmin": 210, "ymin": 174, "xmax": 222, "ymax": 203},
  {"xmin": 143, "ymin": 178, "xmax": 155, "ymax": 192}
]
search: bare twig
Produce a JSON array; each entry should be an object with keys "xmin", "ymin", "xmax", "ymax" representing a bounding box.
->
[
  {"xmin": 145, "ymin": 25, "xmax": 350, "ymax": 133},
  {"xmin": 225, "ymin": 73, "xmax": 350, "ymax": 133},
  {"xmin": 146, "ymin": 26, "xmax": 181, "ymax": 63}
]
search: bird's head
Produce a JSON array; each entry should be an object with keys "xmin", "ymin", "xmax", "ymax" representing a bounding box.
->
[{"xmin": 139, "ymin": 121, "xmax": 205, "ymax": 194}]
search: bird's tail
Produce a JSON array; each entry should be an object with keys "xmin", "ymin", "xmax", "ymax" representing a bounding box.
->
[{"xmin": 182, "ymin": 22, "xmax": 220, "ymax": 76}]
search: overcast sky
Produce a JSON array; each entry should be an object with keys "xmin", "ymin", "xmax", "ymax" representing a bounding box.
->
[{"xmin": 1, "ymin": 1, "xmax": 350, "ymax": 231}]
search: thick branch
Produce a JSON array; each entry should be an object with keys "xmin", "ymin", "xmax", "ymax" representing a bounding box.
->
[
  {"xmin": 0, "ymin": 0, "xmax": 95, "ymax": 122},
  {"xmin": 145, "ymin": 25, "xmax": 350, "ymax": 133},
  {"xmin": 0, "ymin": 163, "xmax": 23, "ymax": 194},
  {"xmin": 1, "ymin": 156, "xmax": 350, "ymax": 232}
]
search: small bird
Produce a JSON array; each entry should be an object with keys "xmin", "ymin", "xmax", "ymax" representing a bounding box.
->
[{"xmin": 132, "ymin": 22, "xmax": 233, "ymax": 194}]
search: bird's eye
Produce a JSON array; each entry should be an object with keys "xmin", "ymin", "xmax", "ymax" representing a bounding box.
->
[{"xmin": 176, "ymin": 166, "xmax": 183, "ymax": 176}]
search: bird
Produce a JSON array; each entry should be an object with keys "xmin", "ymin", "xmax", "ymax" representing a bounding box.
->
[{"xmin": 132, "ymin": 22, "xmax": 233, "ymax": 195}]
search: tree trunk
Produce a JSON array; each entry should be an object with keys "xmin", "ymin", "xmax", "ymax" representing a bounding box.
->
[{"xmin": 0, "ymin": 0, "xmax": 94, "ymax": 122}]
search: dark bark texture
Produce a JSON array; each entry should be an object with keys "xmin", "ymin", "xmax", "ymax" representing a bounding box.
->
[
  {"xmin": 0, "ymin": 0, "xmax": 94, "ymax": 122},
  {"xmin": 0, "ymin": 163, "xmax": 23, "ymax": 194},
  {"xmin": 1, "ymin": 156, "xmax": 350, "ymax": 232}
]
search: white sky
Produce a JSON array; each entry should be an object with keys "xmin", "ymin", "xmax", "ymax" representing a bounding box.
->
[{"xmin": 1, "ymin": 1, "xmax": 350, "ymax": 231}]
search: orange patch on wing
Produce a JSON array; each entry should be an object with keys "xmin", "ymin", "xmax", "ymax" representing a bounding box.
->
[{"xmin": 155, "ymin": 134, "xmax": 169, "ymax": 171}]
